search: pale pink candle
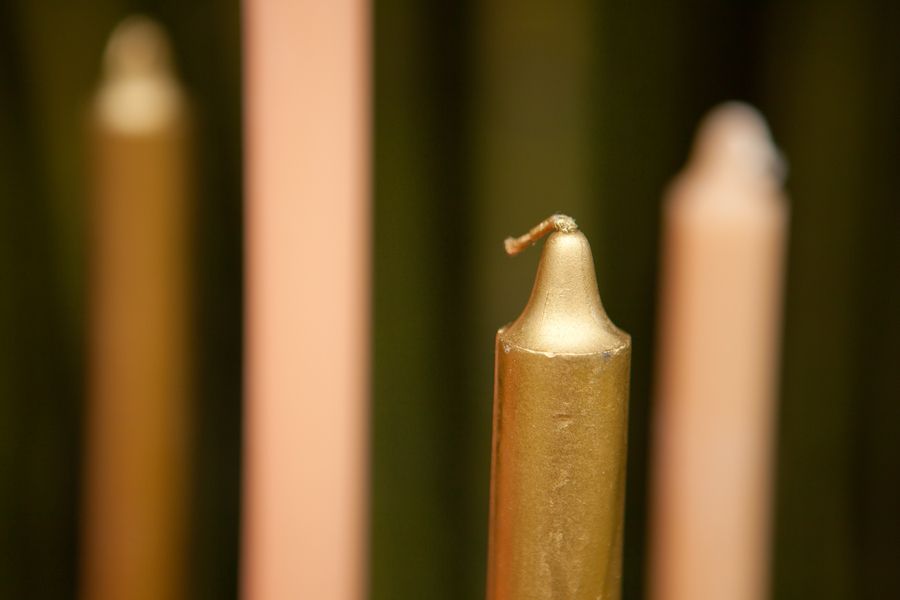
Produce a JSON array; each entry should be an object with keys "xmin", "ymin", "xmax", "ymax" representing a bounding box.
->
[
  {"xmin": 649, "ymin": 103, "xmax": 788, "ymax": 600},
  {"xmin": 242, "ymin": 1, "xmax": 370, "ymax": 599}
]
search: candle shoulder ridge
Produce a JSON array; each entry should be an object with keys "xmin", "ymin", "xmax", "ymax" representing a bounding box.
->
[{"xmin": 500, "ymin": 230, "xmax": 629, "ymax": 356}]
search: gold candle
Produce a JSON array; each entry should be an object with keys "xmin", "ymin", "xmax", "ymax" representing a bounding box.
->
[
  {"xmin": 486, "ymin": 215, "xmax": 631, "ymax": 600},
  {"xmin": 82, "ymin": 16, "xmax": 190, "ymax": 600}
]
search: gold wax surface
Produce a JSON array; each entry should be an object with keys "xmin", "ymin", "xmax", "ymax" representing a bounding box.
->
[
  {"xmin": 82, "ymin": 17, "xmax": 190, "ymax": 600},
  {"xmin": 487, "ymin": 229, "xmax": 631, "ymax": 600}
]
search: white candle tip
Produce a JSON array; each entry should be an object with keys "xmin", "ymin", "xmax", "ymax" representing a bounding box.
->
[
  {"xmin": 692, "ymin": 101, "xmax": 786, "ymax": 184},
  {"xmin": 96, "ymin": 15, "xmax": 182, "ymax": 134}
]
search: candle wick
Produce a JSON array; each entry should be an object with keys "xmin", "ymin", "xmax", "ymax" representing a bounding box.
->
[{"xmin": 504, "ymin": 214, "xmax": 578, "ymax": 256}]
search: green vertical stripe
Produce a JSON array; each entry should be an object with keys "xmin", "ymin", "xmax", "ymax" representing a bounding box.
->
[
  {"xmin": 372, "ymin": 1, "xmax": 472, "ymax": 598},
  {"xmin": 853, "ymin": 6, "xmax": 900, "ymax": 599},
  {"xmin": 765, "ymin": 3, "xmax": 873, "ymax": 598}
]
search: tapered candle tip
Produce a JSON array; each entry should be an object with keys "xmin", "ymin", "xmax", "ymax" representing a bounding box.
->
[
  {"xmin": 96, "ymin": 15, "xmax": 182, "ymax": 133},
  {"xmin": 692, "ymin": 102, "xmax": 786, "ymax": 183},
  {"xmin": 104, "ymin": 15, "xmax": 174, "ymax": 82},
  {"xmin": 504, "ymin": 218, "xmax": 627, "ymax": 355},
  {"xmin": 504, "ymin": 214, "xmax": 578, "ymax": 256}
]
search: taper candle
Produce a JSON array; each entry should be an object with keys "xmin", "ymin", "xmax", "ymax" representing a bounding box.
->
[
  {"xmin": 82, "ymin": 16, "xmax": 190, "ymax": 600},
  {"xmin": 649, "ymin": 103, "xmax": 788, "ymax": 600},
  {"xmin": 242, "ymin": 1, "xmax": 369, "ymax": 599},
  {"xmin": 486, "ymin": 215, "xmax": 631, "ymax": 600}
]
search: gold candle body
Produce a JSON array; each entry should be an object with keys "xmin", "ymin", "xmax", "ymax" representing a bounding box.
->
[
  {"xmin": 82, "ymin": 18, "xmax": 190, "ymax": 600},
  {"xmin": 487, "ymin": 222, "xmax": 631, "ymax": 600}
]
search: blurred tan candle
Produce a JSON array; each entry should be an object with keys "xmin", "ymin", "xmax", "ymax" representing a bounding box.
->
[
  {"xmin": 82, "ymin": 16, "xmax": 190, "ymax": 600},
  {"xmin": 649, "ymin": 103, "xmax": 788, "ymax": 600},
  {"xmin": 242, "ymin": 1, "xmax": 369, "ymax": 599}
]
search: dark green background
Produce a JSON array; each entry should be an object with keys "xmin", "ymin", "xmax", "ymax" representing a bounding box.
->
[{"xmin": 1, "ymin": 1, "xmax": 898, "ymax": 598}]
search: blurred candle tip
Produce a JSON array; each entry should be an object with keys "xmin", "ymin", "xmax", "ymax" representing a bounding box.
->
[
  {"xmin": 691, "ymin": 101, "xmax": 787, "ymax": 185},
  {"xmin": 97, "ymin": 15, "xmax": 182, "ymax": 134}
]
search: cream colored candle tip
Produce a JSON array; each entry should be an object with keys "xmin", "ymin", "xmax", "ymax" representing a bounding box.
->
[
  {"xmin": 95, "ymin": 16, "xmax": 183, "ymax": 134},
  {"xmin": 689, "ymin": 102, "xmax": 785, "ymax": 186}
]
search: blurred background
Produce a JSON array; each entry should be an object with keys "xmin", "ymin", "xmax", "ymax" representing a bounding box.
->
[{"xmin": 1, "ymin": 1, "xmax": 898, "ymax": 599}]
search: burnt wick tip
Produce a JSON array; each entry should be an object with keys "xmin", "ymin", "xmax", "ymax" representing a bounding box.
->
[{"xmin": 504, "ymin": 214, "xmax": 578, "ymax": 256}]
